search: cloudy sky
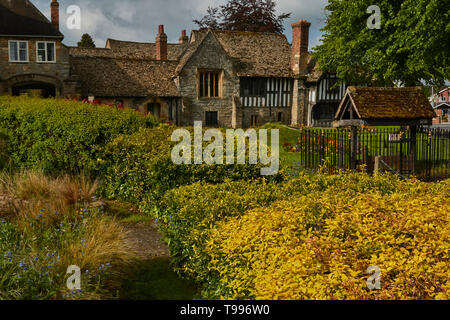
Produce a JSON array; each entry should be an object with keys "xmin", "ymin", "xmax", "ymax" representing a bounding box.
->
[{"xmin": 31, "ymin": 0, "xmax": 329, "ymax": 48}]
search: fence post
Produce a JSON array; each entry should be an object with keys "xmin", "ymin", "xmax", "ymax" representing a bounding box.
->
[
  {"xmin": 350, "ymin": 126, "xmax": 357, "ymax": 170},
  {"xmin": 374, "ymin": 155, "xmax": 381, "ymax": 175},
  {"xmin": 410, "ymin": 125, "xmax": 417, "ymax": 175}
]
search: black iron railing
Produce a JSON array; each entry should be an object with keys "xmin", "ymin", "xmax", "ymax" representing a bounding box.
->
[{"xmin": 290, "ymin": 126, "xmax": 450, "ymax": 180}]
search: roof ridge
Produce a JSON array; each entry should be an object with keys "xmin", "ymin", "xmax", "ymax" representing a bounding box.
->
[
  {"xmin": 193, "ymin": 28, "xmax": 287, "ymax": 37},
  {"xmin": 72, "ymin": 55, "xmax": 180, "ymax": 63},
  {"xmin": 107, "ymin": 38, "xmax": 185, "ymax": 46}
]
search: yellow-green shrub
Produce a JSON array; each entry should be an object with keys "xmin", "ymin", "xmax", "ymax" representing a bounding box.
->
[
  {"xmin": 206, "ymin": 178, "xmax": 450, "ymax": 300},
  {"xmin": 154, "ymin": 171, "xmax": 416, "ymax": 296}
]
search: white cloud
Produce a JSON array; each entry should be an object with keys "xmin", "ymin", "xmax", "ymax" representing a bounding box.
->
[{"xmin": 31, "ymin": 0, "xmax": 328, "ymax": 48}]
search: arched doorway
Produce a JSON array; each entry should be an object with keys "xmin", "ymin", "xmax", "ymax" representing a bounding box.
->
[
  {"xmin": 12, "ymin": 82, "xmax": 56, "ymax": 98},
  {"xmin": 5, "ymin": 74, "xmax": 62, "ymax": 98}
]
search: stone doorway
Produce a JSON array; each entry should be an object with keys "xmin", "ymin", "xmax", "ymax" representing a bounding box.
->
[{"xmin": 12, "ymin": 82, "xmax": 56, "ymax": 98}]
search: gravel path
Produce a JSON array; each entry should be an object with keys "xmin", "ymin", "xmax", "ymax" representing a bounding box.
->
[{"xmin": 122, "ymin": 221, "xmax": 170, "ymax": 260}]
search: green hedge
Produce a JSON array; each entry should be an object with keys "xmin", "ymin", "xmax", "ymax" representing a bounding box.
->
[
  {"xmin": 100, "ymin": 126, "xmax": 284, "ymax": 205},
  {"xmin": 0, "ymin": 128, "xmax": 9, "ymax": 170},
  {"xmin": 0, "ymin": 96, "xmax": 157, "ymax": 174}
]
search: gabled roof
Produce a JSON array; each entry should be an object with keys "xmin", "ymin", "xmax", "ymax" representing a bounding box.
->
[
  {"xmin": 70, "ymin": 56, "xmax": 180, "ymax": 97},
  {"xmin": 174, "ymin": 30, "xmax": 214, "ymax": 75},
  {"xmin": 435, "ymin": 102, "xmax": 450, "ymax": 110},
  {"xmin": 176, "ymin": 29, "xmax": 293, "ymax": 78},
  {"xmin": 438, "ymin": 86, "xmax": 449, "ymax": 94},
  {"xmin": 0, "ymin": 0, "xmax": 63, "ymax": 37},
  {"xmin": 336, "ymin": 87, "xmax": 436, "ymax": 120}
]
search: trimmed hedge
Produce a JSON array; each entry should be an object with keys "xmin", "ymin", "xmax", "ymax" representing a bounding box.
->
[{"xmin": 0, "ymin": 96, "xmax": 157, "ymax": 174}]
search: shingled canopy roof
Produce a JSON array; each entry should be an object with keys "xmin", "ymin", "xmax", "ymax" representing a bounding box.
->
[
  {"xmin": 0, "ymin": 0, "xmax": 63, "ymax": 38},
  {"xmin": 176, "ymin": 30, "xmax": 293, "ymax": 78},
  {"xmin": 334, "ymin": 87, "xmax": 436, "ymax": 126},
  {"xmin": 71, "ymin": 56, "xmax": 180, "ymax": 98}
]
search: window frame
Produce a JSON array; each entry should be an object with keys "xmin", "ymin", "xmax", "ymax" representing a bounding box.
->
[
  {"xmin": 240, "ymin": 77, "xmax": 267, "ymax": 97},
  {"xmin": 36, "ymin": 41, "xmax": 56, "ymax": 63},
  {"xmin": 198, "ymin": 69, "xmax": 222, "ymax": 99},
  {"xmin": 8, "ymin": 40, "xmax": 29, "ymax": 63}
]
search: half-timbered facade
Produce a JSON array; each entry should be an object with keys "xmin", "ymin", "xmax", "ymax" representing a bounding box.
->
[{"xmin": 307, "ymin": 73, "xmax": 347, "ymax": 127}]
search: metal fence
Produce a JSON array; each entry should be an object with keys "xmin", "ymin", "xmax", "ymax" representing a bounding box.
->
[{"xmin": 294, "ymin": 126, "xmax": 450, "ymax": 181}]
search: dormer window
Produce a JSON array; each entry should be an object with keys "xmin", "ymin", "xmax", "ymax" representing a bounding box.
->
[
  {"xmin": 9, "ymin": 41, "xmax": 28, "ymax": 62},
  {"xmin": 37, "ymin": 42, "xmax": 56, "ymax": 63}
]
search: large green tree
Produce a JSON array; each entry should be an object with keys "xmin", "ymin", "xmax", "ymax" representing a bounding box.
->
[{"xmin": 314, "ymin": 0, "xmax": 449, "ymax": 87}]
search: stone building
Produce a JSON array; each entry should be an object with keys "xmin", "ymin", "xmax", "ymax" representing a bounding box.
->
[
  {"xmin": 0, "ymin": 0, "xmax": 80, "ymax": 97},
  {"xmin": 0, "ymin": 0, "xmax": 344, "ymax": 128}
]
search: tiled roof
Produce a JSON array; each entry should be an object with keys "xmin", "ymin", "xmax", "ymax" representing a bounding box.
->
[
  {"xmin": 341, "ymin": 87, "xmax": 436, "ymax": 119},
  {"xmin": 0, "ymin": 0, "xmax": 63, "ymax": 37},
  {"xmin": 177, "ymin": 29, "xmax": 293, "ymax": 77},
  {"xmin": 70, "ymin": 29, "xmax": 317, "ymax": 98},
  {"xmin": 68, "ymin": 47, "xmax": 117, "ymax": 58},
  {"xmin": 105, "ymin": 39, "xmax": 188, "ymax": 60},
  {"xmin": 71, "ymin": 56, "xmax": 179, "ymax": 97}
]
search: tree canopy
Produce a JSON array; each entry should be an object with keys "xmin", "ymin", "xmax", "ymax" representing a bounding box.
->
[
  {"xmin": 77, "ymin": 33, "xmax": 96, "ymax": 48},
  {"xmin": 194, "ymin": 0, "xmax": 291, "ymax": 34},
  {"xmin": 314, "ymin": 0, "xmax": 449, "ymax": 87}
]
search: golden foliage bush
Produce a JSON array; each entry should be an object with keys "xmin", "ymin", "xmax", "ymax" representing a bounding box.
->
[{"xmin": 206, "ymin": 178, "xmax": 450, "ymax": 300}]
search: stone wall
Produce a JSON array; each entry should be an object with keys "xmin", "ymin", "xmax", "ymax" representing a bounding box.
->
[
  {"xmin": 177, "ymin": 33, "xmax": 298, "ymax": 128},
  {"xmin": 0, "ymin": 37, "xmax": 72, "ymax": 96},
  {"xmin": 177, "ymin": 33, "xmax": 239, "ymax": 127}
]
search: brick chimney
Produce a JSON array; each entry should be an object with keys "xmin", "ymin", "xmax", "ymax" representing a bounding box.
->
[
  {"xmin": 291, "ymin": 20, "xmax": 311, "ymax": 76},
  {"xmin": 51, "ymin": 0, "xmax": 60, "ymax": 31},
  {"xmin": 179, "ymin": 30, "xmax": 188, "ymax": 44},
  {"xmin": 156, "ymin": 25, "xmax": 168, "ymax": 61}
]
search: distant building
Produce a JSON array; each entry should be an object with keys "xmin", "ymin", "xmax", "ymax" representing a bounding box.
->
[
  {"xmin": 0, "ymin": 0, "xmax": 80, "ymax": 98},
  {"xmin": 430, "ymin": 87, "xmax": 450, "ymax": 124},
  {"xmin": 1, "ymin": 0, "xmax": 346, "ymax": 128}
]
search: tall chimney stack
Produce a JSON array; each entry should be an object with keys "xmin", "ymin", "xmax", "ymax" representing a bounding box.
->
[
  {"xmin": 156, "ymin": 25, "xmax": 168, "ymax": 61},
  {"xmin": 291, "ymin": 20, "xmax": 311, "ymax": 76},
  {"xmin": 179, "ymin": 30, "xmax": 188, "ymax": 44},
  {"xmin": 51, "ymin": 0, "xmax": 60, "ymax": 31}
]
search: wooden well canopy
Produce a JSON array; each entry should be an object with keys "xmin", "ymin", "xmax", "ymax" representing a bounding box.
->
[{"xmin": 333, "ymin": 87, "xmax": 436, "ymax": 127}]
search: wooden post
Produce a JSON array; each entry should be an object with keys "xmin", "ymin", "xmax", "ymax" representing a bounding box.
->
[
  {"xmin": 374, "ymin": 156, "xmax": 381, "ymax": 175},
  {"xmin": 410, "ymin": 125, "xmax": 417, "ymax": 175},
  {"xmin": 350, "ymin": 126, "xmax": 357, "ymax": 170}
]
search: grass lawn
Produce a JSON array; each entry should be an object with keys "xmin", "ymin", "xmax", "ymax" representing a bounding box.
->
[{"xmin": 119, "ymin": 258, "xmax": 200, "ymax": 300}]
